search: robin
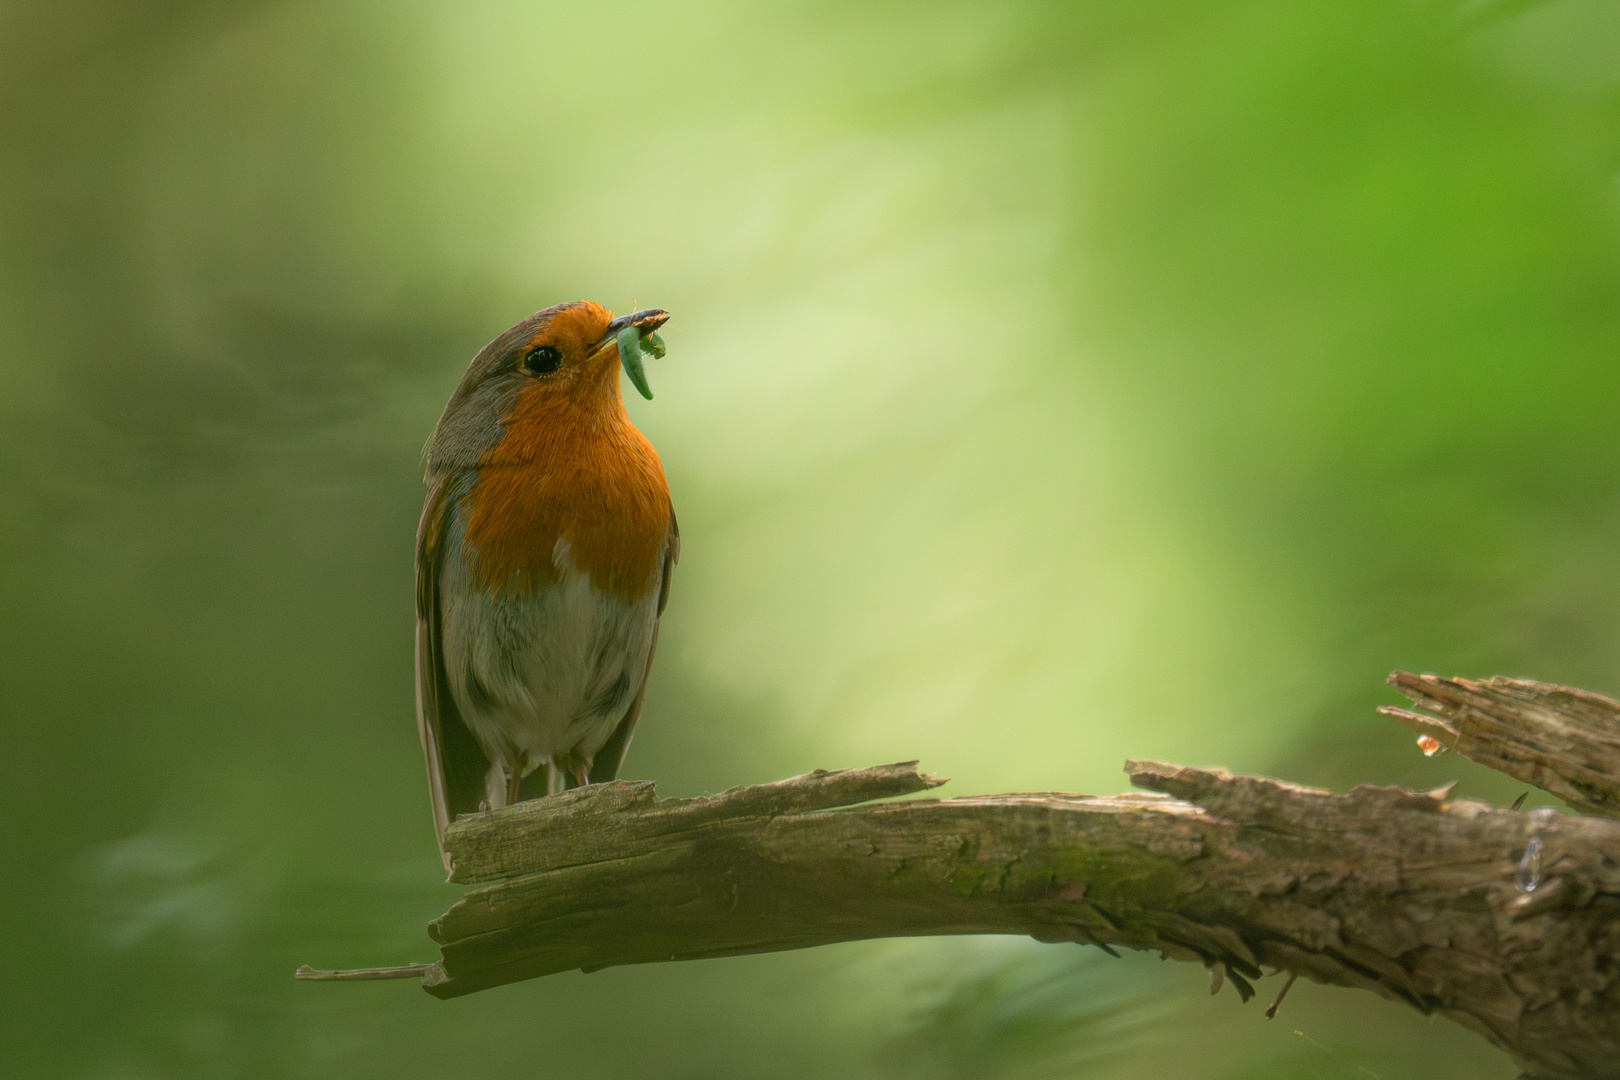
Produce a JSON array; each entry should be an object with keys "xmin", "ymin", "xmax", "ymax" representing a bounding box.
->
[{"xmin": 414, "ymin": 301, "xmax": 676, "ymax": 869}]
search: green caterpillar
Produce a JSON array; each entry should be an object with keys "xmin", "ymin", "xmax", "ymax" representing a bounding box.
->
[{"xmin": 616, "ymin": 325, "xmax": 663, "ymax": 400}]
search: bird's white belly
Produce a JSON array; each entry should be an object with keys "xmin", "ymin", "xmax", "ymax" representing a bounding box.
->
[{"xmin": 438, "ymin": 529, "xmax": 660, "ymax": 794}]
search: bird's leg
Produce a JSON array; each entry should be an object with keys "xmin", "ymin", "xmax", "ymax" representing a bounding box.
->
[
  {"xmin": 505, "ymin": 753, "xmax": 524, "ymax": 806},
  {"xmin": 572, "ymin": 765, "xmax": 590, "ymax": 788}
]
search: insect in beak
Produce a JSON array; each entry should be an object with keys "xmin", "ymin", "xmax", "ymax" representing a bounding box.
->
[{"xmin": 597, "ymin": 308, "xmax": 669, "ymax": 400}]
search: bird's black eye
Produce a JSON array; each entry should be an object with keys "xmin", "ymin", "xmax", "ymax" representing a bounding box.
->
[{"xmin": 523, "ymin": 345, "xmax": 562, "ymax": 375}]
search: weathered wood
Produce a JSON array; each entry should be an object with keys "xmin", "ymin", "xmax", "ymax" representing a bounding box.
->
[
  {"xmin": 443, "ymin": 761, "xmax": 946, "ymax": 883},
  {"xmin": 1383, "ymin": 672, "xmax": 1620, "ymax": 817},
  {"xmin": 420, "ymin": 762, "xmax": 1620, "ymax": 1079},
  {"xmin": 425, "ymin": 775, "xmax": 1204, "ymax": 998},
  {"xmin": 298, "ymin": 676, "xmax": 1620, "ymax": 1079},
  {"xmin": 294, "ymin": 963, "xmax": 434, "ymax": 981}
]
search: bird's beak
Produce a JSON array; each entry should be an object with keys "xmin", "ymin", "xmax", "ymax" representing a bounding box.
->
[
  {"xmin": 601, "ymin": 308, "xmax": 670, "ymax": 341},
  {"xmin": 595, "ymin": 308, "xmax": 670, "ymax": 400}
]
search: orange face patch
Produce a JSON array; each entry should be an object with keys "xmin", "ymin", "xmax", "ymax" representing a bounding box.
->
[
  {"xmin": 520, "ymin": 301, "xmax": 613, "ymax": 361},
  {"xmin": 457, "ymin": 324, "xmax": 671, "ymax": 601}
]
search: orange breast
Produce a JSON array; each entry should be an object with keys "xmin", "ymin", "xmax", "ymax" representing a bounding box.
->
[{"xmin": 459, "ymin": 381, "xmax": 670, "ymax": 601}]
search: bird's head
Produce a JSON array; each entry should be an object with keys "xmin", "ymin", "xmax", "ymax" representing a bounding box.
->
[{"xmin": 427, "ymin": 301, "xmax": 669, "ymax": 475}]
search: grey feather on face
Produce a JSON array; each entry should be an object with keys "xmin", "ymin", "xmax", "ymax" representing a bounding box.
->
[{"xmin": 426, "ymin": 305, "xmax": 569, "ymax": 477}]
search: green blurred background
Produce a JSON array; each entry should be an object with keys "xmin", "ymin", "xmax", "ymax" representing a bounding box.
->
[{"xmin": 3, "ymin": 0, "xmax": 1618, "ymax": 1076}]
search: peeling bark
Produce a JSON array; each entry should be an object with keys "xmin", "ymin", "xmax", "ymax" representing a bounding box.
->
[
  {"xmin": 299, "ymin": 674, "xmax": 1620, "ymax": 1080},
  {"xmin": 1382, "ymin": 672, "xmax": 1620, "ymax": 817}
]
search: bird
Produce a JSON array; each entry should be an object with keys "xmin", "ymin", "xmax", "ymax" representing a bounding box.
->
[{"xmin": 414, "ymin": 300, "xmax": 677, "ymax": 871}]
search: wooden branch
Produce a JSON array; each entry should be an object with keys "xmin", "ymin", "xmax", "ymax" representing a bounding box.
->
[
  {"xmin": 293, "ymin": 963, "xmax": 434, "ymax": 981},
  {"xmin": 298, "ymin": 676, "xmax": 1620, "ymax": 1080},
  {"xmin": 1382, "ymin": 671, "xmax": 1620, "ymax": 817},
  {"xmin": 442, "ymin": 760, "xmax": 945, "ymax": 883}
]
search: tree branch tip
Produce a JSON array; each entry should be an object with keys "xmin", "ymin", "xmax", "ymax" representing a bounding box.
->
[
  {"xmin": 864, "ymin": 760, "xmax": 950, "ymax": 790},
  {"xmin": 295, "ymin": 963, "xmax": 435, "ymax": 982},
  {"xmin": 1377, "ymin": 704, "xmax": 1457, "ymax": 737},
  {"xmin": 1387, "ymin": 669, "xmax": 1446, "ymax": 693},
  {"xmin": 778, "ymin": 761, "xmax": 946, "ymax": 792},
  {"xmin": 1123, "ymin": 758, "xmax": 1224, "ymax": 786}
]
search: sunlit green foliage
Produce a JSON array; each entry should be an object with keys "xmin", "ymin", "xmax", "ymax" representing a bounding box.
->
[{"xmin": 4, "ymin": 0, "xmax": 1617, "ymax": 1076}]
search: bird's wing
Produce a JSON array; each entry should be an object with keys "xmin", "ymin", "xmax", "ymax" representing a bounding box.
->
[
  {"xmin": 587, "ymin": 508, "xmax": 679, "ymax": 784},
  {"xmin": 415, "ymin": 472, "xmax": 492, "ymax": 874}
]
